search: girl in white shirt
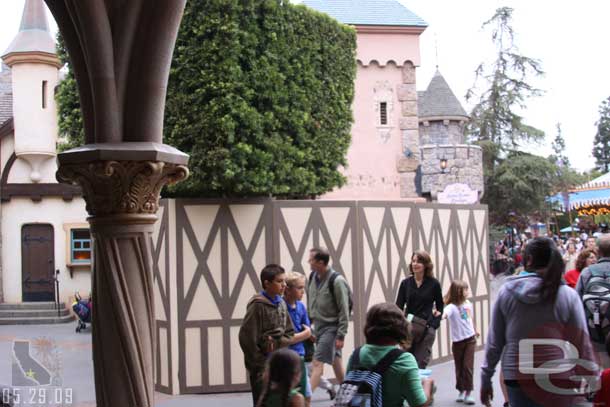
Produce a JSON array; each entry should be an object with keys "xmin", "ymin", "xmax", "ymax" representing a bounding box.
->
[{"xmin": 442, "ymin": 280, "xmax": 479, "ymax": 405}]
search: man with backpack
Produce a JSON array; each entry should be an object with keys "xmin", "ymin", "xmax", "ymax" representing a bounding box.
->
[
  {"xmin": 307, "ymin": 247, "xmax": 351, "ymax": 394},
  {"xmin": 576, "ymin": 234, "xmax": 610, "ymax": 368}
]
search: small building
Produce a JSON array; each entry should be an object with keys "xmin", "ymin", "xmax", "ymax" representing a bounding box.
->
[
  {"xmin": 0, "ymin": 0, "xmax": 89, "ymax": 305},
  {"xmin": 304, "ymin": 0, "xmax": 427, "ymax": 200},
  {"xmin": 303, "ymin": 1, "xmax": 483, "ymax": 202},
  {"xmin": 418, "ymin": 70, "xmax": 484, "ymax": 201}
]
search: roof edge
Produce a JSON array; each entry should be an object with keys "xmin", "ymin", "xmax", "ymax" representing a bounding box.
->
[
  {"xmin": 0, "ymin": 118, "xmax": 14, "ymax": 140},
  {"xmin": 356, "ymin": 25, "xmax": 427, "ymax": 34},
  {"xmin": 419, "ymin": 115, "xmax": 470, "ymax": 123}
]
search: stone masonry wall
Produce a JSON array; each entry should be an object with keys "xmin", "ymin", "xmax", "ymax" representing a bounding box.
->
[
  {"xmin": 396, "ymin": 61, "xmax": 420, "ymax": 198},
  {"xmin": 419, "ymin": 121, "xmax": 465, "ymax": 146},
  {"xmin": 420, "ymin": 144, "xmax": 484, "ymax": 199}
]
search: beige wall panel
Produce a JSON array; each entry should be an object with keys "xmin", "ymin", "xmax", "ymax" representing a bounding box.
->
[
  {"xmin": 157, "ymin": 239, "xmax": 167, "ymax": 291},
  {"xmin": 187, "ymin": 275, "xmax": 221, "ymax": 320},
  {"xmin": 185, "ymin": 328, "xmax": 202, "ymax": 387},
  {"xmin": 252, "ymin": 234, "xmax": 267, "ymax": 276},
  {"xmin": 281, "ymin": 208, "xmax": 312, "ymax": 245},
  {"xmin": 230, "ymin": 326, "xmax": 247, "ymax": 385},
  {"xmin": 457, "ymin": 210, "xmax": 470, "ymax": 238},
  {"xmin": 476, "ymin": 263, "xmax": 488, "ymax": 296},
  {"xmin": 229, "ymin": 204, "xmax": 264, "ymax": 247},
  {"xmin": 208, "ymin": 327, "xmax": 225, "ymax": 386},
  {"xmin": 391, "ymin": 207, "xmax": 411, "ymax": 241},
  {"xmin": 153, "ymin": 206, "xmax": 165, "ymax": 243},
  {"xmin": 208, "ymin": 234, "xmax": 222, "ymax": 294},
  {"xmin": 363, "ymin": 207, "xmax": 385, "ymax": 243},
  {"xmin": 233, "ymin": 272, "xmax": 258, "ymax": 320},
  {"xmin": 418, "ymin": 208, "xmax": 434, "ymax": 245},
  {"xmin": 320, "ymin": 207, "xmax": 351, "ymax": 244},
  {"xmin": 182, "ymin": 230, "xmax": 198, "ymax": 297},
  {"xmin": 159, "ymin": 327, "xmax": 169, "ymax": 387},
  {"xmin": 184, "ymin": 205, "xmax": 220, "ymax": 251},
  {"xmin": 474, "ymin": 210, "xmax": 486, "ymax": 241},
  {"xmin": 227, "ymin": 232, "xmax": 242, "ymax": 295},
  {"xmin": 369, "ymin": 272, "xmax": 385, "ymax": 309},
  {"xmin": 154, "ymin": 280, "xmax": 166, "ymax": 321},
  {"xmin": 342, "ymin": 238, "xmax": 353, "ymax": 284}
]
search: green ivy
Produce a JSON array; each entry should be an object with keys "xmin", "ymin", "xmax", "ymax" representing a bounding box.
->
[{"xmin": 56, "ymin": 0, "xmax": 356, "ymax": 198}]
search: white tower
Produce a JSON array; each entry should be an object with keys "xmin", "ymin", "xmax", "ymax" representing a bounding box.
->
[{"xmin": 1, "ymin": 0, "xmax": 61, "ymax": 183}]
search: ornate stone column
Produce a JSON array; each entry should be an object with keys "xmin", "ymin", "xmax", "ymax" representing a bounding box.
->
[
  {"xmin": 57, "ymin": 145, "xmax": 187, "ymax": 407},
  {"xmin": 44, "ymin": 1, "xmax": 188, "ymax": 406}
]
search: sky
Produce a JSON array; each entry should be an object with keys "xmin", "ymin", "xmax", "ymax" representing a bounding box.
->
[{"xmin": 1, "ymin": 0, "xmax": 608, "ymax": 172}]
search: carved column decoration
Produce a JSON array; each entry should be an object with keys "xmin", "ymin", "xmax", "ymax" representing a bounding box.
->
[
  {"xmin": 44, "ymin": 1, "xmax": 189, "ymax": 406},
  {"xmin": 57, "ymin": 160, "xmax": 187, "ymax": 407}
]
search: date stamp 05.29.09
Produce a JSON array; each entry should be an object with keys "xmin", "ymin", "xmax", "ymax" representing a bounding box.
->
[{"xmin": 6, "ymin": 339, "xmax": 74, "ymax": 406}]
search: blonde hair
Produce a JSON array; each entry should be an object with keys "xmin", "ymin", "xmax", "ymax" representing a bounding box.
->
[{"xmin": 285, "ymin": 271, "xmax": 306, "ymax": 288}]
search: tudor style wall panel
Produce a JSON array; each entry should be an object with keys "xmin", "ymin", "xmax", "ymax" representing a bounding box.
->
[{"xmin": 154, "ymin": 199, "xmax": 488, "ymax": 393}]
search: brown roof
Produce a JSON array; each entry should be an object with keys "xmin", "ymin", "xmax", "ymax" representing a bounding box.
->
[{"xmin": 2, "ymin": 0, "xmax": 56, "ymax": 57}]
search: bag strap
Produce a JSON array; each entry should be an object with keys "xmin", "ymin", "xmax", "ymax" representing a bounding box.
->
[
  {"xmin": 372, "ymin": 348, "xmax": 404, "ymax": 375},
  {"xmin": 328, "ymin": 271, "xmax": 339, "ymax": 307},
  {"xmin": 350, "ymin": 346, "xmax": 362, "ymax": 369}
]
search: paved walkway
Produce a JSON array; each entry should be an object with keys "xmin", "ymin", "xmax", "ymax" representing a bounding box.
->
[{"xmin": 0, "ymin": 323, "xmax": 514, "ymax": 406}]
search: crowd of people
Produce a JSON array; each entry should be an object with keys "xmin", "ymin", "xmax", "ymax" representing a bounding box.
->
[{"xmin": 238, "ymin": 236, "xmax": 610, "ymax": 407}]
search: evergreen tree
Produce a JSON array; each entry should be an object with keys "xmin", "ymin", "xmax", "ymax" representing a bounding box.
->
[
  {"xmin": 593, "ymin": 97, "xmax": 610, "ymax": 173},
  {"xmin": 550, "ymin": 123, "xmax": 569, "ymax": 168},
  {"xmin": 466, "ymin": 7, "xmax": 545, "ymax": 173},
  {"xmin": 55, "ymin": 0, "xmax": 357, "ymax": 198}
]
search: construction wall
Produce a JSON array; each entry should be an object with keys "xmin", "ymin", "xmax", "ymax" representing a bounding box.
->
[{"xmin": 152, "ymin": 199, "xmax": 489, "ymax": 394}]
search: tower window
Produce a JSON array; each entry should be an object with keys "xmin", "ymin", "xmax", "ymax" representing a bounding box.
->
[
  {"xmin": 42, "ymin": 81, "xmax": 48, "ymax": 109},
  {"xmin": 380, "ymin": 102, "xmax": 388, "ymax": 125}
]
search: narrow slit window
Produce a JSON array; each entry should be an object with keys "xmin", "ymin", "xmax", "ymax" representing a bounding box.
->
[
  {"xmin": 42, "ymin": 81, "xmax": 47, "ymax": 109},
  {"xmin": 380, "ymin": 102, "xmax": 388, "ymax": 125}
]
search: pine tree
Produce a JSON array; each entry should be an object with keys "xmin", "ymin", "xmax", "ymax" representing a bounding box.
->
[
  {"xmin": 551, "ymin": 123, "xmax": 569, "ymax": 168},
  {"xmin": 466, "ymin": 7, "xmax": 545, "ymax": 173},
  {"xmin": 593, "ymin": 97, "xmax": 610, "ymax": 172}
]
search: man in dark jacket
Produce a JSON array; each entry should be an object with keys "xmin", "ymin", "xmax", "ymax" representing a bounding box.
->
[{"xmin": 239, "ymin": 264, "xmax": 294, "ymax": 406}]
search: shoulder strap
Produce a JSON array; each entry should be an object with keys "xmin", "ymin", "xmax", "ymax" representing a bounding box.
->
[
  {"xmin": 350, "ymin": 346, "xmax": 362, "ymax": 369},
  {"xmin": 372, "ymin": 348, "xmax": 404, "ymax": 375},
  {"xmin": 328, "ymin": 271, "xmax": 339, "ymax": 303},
  {"xmin": 308, "ymin": 271, "xmax": 315, "ymax": 287}
]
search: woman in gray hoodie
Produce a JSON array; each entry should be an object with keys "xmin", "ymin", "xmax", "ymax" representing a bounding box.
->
[{"xmin": 480, "ymin": 237, "xmax": 597, "ymax": 407}]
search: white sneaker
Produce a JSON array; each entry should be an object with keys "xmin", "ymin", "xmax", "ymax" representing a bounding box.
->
[
  {"xmin": 456, "ymin": 391, "xmax": 465, "ymax": 402},
  {"xmin": 464, "ymin": 394, "xmax": 475, "ymax": 405}
]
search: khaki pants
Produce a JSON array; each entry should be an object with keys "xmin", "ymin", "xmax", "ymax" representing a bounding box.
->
[
  {"xmin": 452, "ymin": 335, "xmax": 476, "ymax": 392},
  {"xmin": 411, "ymin": 326, "xmax": 437, "ymax": 369}
]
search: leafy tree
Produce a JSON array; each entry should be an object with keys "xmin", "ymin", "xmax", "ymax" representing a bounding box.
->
[
  {"xmin": 593, "ymin": 97, "xmax": 610, "ymax": 172},
  {"xmin": 55, "ymin": 34, "xmax": 84, "ymax": 151},
  {"xmin": 56, "ymin": 0, "xmax": 357, "ymax": 198},
  {"xmin": 486, "ymin": 151, "xmax": 557, "ymax": 225},
  {"xmin": 465, "ymin": 7, "xmax": 545, "ymax": 173}
]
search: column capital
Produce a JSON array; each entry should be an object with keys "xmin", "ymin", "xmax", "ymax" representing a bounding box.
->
[{"xmin": 57, "ymin": 155, "xmax": 188, "ymax": 217}]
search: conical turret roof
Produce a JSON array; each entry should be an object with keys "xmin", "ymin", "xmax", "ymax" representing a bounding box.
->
[
  {"xmin": 2, "ymin": 0, "xmax": 56, "ymax": 58},
  {"xmin": 418, "ymin": 70, "xmax": 468, "ymax": 119}
]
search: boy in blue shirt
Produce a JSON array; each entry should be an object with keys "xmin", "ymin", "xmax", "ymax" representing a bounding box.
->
[{"xmin": 284, "ymin": 272, "xmax": 313, "ymax": 406}]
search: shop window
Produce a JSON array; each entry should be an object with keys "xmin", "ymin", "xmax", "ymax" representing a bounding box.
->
[{"xmin": 71, "ymin": 229, "xmax": 92, "ymax": 263}]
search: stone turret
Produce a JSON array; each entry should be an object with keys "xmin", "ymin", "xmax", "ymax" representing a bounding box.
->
[
  {"xmin": 2, "ymin": 0, "xmax": 60, "ymax": 183},
  {"xmin": 418, "ymin": 70, "xmax": 483, "ymax": 201}
]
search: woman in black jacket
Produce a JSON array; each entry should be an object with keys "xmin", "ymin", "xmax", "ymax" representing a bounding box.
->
[{"xmin": 396, "ymin": 250, "xmax": 443, "ymax": 368}]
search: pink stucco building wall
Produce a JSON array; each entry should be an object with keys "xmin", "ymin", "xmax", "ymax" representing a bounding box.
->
[{"xmin": 323, "ymin": 27, "xmax": 425, "ymax": 199}]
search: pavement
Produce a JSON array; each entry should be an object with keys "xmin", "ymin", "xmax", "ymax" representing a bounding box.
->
[{"xmin": 0, "ymin": 323, "xmax": 522, "ymax": 406}]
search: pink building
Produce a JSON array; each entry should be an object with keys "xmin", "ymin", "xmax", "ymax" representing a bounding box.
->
[{"xmin": 304, "ymin": 0, "xmax": 427, "ymax": 199}]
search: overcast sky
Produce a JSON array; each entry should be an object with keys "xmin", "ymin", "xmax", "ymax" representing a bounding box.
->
[{"xmin": 1, "ymin": 0, "xmax": 608, "ymax": 172}]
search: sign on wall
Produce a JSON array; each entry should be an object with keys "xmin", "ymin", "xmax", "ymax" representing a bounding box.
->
[{"xmin": 438, "ymin": 183, "xmax": 478, "ymax": 204}]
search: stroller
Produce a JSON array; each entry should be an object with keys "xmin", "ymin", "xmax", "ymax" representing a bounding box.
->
[{"xmin": 72, "ymin": 292, "xmax": 92, "ymax": 333}]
